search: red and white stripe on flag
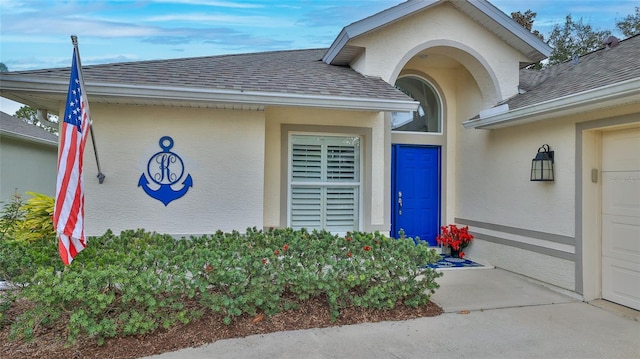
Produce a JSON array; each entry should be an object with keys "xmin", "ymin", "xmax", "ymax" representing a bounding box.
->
[{"xmin": 53, "ymin": 47, "xmax": 91, "ymax": 265}]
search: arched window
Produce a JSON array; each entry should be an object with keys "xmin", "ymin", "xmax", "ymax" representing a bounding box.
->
[{"xmin": 392, "ymin": 76, "xmax": 442, "ymax": 133}]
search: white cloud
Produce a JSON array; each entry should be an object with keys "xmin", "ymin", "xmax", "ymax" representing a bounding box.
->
[
  {"xmin": 148, "ymin": 0, "xmax": 263, "ymax": 8},
  {"xmin": 144, "ymin": 13, "xmax": 291, "ymax": 27}
]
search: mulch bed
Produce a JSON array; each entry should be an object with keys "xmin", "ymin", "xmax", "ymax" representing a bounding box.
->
[{"xmin": 1, "ymin": 295, "xmax": 442, "ymax": 359}]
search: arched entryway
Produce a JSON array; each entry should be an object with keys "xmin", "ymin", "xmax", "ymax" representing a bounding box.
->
[
  {"xmin": 391, "ymin": 75, "xmax": 443, "ymax": 244},
  {"xmin": 389, "ymin": 44, "xmax": 495, "ymax": 245}
]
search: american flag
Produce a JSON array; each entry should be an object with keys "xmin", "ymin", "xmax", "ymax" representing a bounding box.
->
[{"xmin": 53, "ymin": 47, "xmax": 91, "ymax": 265}]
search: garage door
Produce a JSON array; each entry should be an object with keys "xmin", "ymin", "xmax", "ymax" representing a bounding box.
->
[{"xmin": 602, "ymin": 127, "xmax": 640, "ymax": 310}]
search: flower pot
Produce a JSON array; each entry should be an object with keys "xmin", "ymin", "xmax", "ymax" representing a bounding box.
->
[{"xmin": 449, "ymin": 247, "xmax": 461, "ymax": 258}]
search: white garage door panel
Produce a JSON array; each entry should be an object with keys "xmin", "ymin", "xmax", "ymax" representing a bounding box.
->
[
  {"xmin": 602, "ymin": 128, "xmax": 640, "ymax": 171},
  {"xmin": 602, "ymin": 214, "xmax": 640, "ymax": 265},
  {"xmin": 602, "ymin": 258, "xmax": 640, "ymax": 310},
  {"xmin": 602, "ymin": 172, "xmax": 640, "ymax": 218},
  {"xmin": 602, "ymin": 127, "xmax": 640, "ymax": 311}
]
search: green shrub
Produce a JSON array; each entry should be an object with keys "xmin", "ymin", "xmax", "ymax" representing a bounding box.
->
[
  {"xmin": 12, "ymin": 192, "xmax": 56, "ymax": 243},
  {"xmin": 0, "ymin": 192, "xmax": 25, "ymax": 242},
  {"xmin": 3, "ymin": 227, "xmax": 442, "ymax": 345},
  {"xmin": 0, "ymin": 192, "xmax": 61, "ymax": 285}
]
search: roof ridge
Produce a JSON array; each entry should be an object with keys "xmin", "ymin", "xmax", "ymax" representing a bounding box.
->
[
  {"xmin": 558, "ymin": 33, "xmax": 640, "ymax": 65},
  {"xmin": 10, "ymin": 48, "xmax": 330, "ymax": 74},
  {"xmin": 507, "ymin": 32, "xmax": 640, "ymax": 112},
  {"xmin": 520, "ymin": 34, "xmax": 640, "ymax": 89}
]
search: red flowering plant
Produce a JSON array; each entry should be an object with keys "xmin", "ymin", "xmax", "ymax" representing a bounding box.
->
[{"xmin": 436, "ymin": 224, "xmax": 473, "ymax": 258}]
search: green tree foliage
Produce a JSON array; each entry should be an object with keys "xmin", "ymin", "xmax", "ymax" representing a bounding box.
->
[
  {"xmin": 1, "ymin": 62, "xmax": 58, "ymax": 134},
  {"xmin": 14, "ymin": 105, "xmax": 58, "ymax": 134},
  {"xmin": 511, "ymin": 10, "xmax": 544, "ymax": 69},
  {"xmin": 547, "ymin": 15, "xmax": 610, "ymax": 65},
  {"xmin": 616, "ymin": 7, "xmax": 640, "ymax": 37},
  {"xmin": 511, "ymin": 10, "xmax": 544, "ymax": 40},
  {"xmin": 14, "ymin": 106, "xmax": 36, "ymax": 122}
]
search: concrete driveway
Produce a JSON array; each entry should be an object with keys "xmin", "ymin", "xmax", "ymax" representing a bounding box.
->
[{"xmin": 145, "ymin": 268, "xmax": 640, "ymax": 359}]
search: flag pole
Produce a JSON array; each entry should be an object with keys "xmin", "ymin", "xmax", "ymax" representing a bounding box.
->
[{"xmin": 70, "ymin": 35, "xmax": 105, "ymax": 184}]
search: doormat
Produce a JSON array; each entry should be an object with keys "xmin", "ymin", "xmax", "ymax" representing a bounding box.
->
[{"xmin": 427, "ymin": 255, "xmax": 483, "ymax": 269}]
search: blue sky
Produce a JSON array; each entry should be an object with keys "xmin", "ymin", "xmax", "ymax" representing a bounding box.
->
[{"xmin": 1, "ymin": 0, "xmax": 638, "ymax": 113}]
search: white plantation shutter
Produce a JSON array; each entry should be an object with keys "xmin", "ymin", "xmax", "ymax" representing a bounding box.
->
[
  {"xmin": 325, "ymin": 187, "xmax": 358, "ymax": 231},
  {"xmin": 290, "ymin": 186, "xmax": 322, "ymax": 229},
  {"xmin": 327, "ymin": 145, "xmax": 358, "ymax": 181},
  {"xmin": 290, "ymin": 135, "xmax": 360, "ymax": 232},
  {"xmin": 292, "ymin": 143, "xmax": 322, "ymax": 181}
]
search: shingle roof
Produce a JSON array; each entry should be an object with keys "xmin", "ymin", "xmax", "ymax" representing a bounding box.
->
[
  {"xmin": 9, "ymin": 48, "xmax": 411, "ymax": 102},
  {"xmin": 0, "ymin": 111, "xmax": 58, "ymax": 144},
  {"xmin": 505, "ymin": 34, "xmax": 640, "ymax": 110}
]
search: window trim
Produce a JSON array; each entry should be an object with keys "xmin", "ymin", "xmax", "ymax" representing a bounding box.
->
[
  {"xmin": 280, "ymin": 125, "xmax": 373, "ymax": 234},
  {"xmin": 287, "ymin": 132, "xmax": 363, "ymax": 234},
  {"xmin": 392, "ymin": 75, "xmax": 444, "ymax": 135}
]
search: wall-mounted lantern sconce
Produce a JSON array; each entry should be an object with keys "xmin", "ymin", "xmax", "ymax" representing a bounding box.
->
[{"xmin": 531, "ymin": 144, "xmax": 554, "ymax": 181}]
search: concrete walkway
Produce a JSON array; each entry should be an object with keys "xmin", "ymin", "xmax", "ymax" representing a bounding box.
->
[{"xmin": 145, "ymin": 268, "xmax": 640, "ymax": 359}]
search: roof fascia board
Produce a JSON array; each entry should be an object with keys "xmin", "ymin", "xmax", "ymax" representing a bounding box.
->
[
  {"xmin": 323, "ymin": 0, "xmax": 551, "ymax": 65},
  {"xmin": 463, "ymin": 78, "xmax": 640, "ymax": 129},
  {"xmin": 323, "ymin": 0, "xmax": 440, "ymax": 64},
  {"xmin": 468, "ymin": 0, "xmax": 551, "ymax": 57},
  {"xmin": 322, "ymin": 29, "xmax": 351, "ymax": 64},
  {"xmin": 0, "ymin": 130, "xmax": 58, "ymax": 147},
  {"xmin": 0, "ymin": 75, "xmax": 420, "ymax": 112}
]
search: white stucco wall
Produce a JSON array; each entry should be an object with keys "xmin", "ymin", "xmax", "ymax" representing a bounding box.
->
[
  {"xmin": 263, "ymin": 107, "xmax": 387, "ymax": 231},
  {"xmin": 458, "ymin": 103, "xmax": 640, "ymax": 292},
  {"xmin": 473, "ymin": 240, "xmax": 575, "ymax": 290},
  {"xmin": 0, "ymin": 137, "xmax": 57, "ymax": 202},
  {"xmin": 457, "ymin": 116, "xmax": 577, "ymax": 290},
  {"xmin": 458, "ymin": 118, "xmax": 576, "ymax": 235},
  {"xmin": 82, "ymin": 104, "xmax": 266, "ymax": 237},
  {"xmin": 349, "ymin": 2, "xmax": 526, "ymax": 103}
]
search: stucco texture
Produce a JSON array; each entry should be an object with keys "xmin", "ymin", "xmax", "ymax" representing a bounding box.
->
[
  {"xmin": 457, "ymin": 118, "xmax": 576, "ymax": 236},
  {"xmin": 81, "ymin": 104, "xmax": 266, "ymax": 237},
  {"xmin": 349, "ymin": 2, "xmax": 525, "ymax": 103},
  {"xmin": 472, "ymin": 240, "xmax": 575, "ymax": 290}
]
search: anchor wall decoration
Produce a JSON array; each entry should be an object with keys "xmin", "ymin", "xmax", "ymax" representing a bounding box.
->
[{"xmin": 138, "ymin": 136, "xmax": 193, "ymax": 206}]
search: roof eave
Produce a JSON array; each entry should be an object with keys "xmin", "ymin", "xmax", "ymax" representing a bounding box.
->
[
  {"xmin": 0, "ymin": 75, "xmax": 419, "ymax": 113},
  {"xmin": 467, "ymin": 0, "xmax": 551, "ymax": 59},
  {"xmin": 0, "ymin": 130, "xmax": 58, "ymax": 147},
  {"xmin": 323, "ymin": 0, "xmax": 440, "ymax": 65},
  {"xmin": 463, "ymin": 78, "xmax": 640, "ymax": 129},
  {"xmin": 322, "ymin": 29, "xmax": 351, "ymax": 64}
]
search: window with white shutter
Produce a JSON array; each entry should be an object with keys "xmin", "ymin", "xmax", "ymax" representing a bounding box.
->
[{"xmin": 289, "ymin": 134, "xmax": 361, "ymax": 232}]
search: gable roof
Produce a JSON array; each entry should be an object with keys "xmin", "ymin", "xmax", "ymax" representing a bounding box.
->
[
  {"xmin": 323, "ymin": 0, "xmax": 551, "ymax": 67},
  {"xmin": 464, "ymin": 34, "xmax": 640, "ymax": 129},
  {"xmin": 0, "ymin": 111, "xmax": 58, "ymax": 146},
  {"xmin": 0, "ymin": 49, "xmax": 418, "ymax": 113}
]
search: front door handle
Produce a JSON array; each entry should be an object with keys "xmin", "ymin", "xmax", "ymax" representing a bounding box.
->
[{"xmin": 398, "ymin": 191, "xmax": 402, "ymax": 215}]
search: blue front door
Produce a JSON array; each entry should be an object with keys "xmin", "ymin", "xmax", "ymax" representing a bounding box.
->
[{"xmin": 391, "ymin": 145, "xmax": 441, "ymax": 245}]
